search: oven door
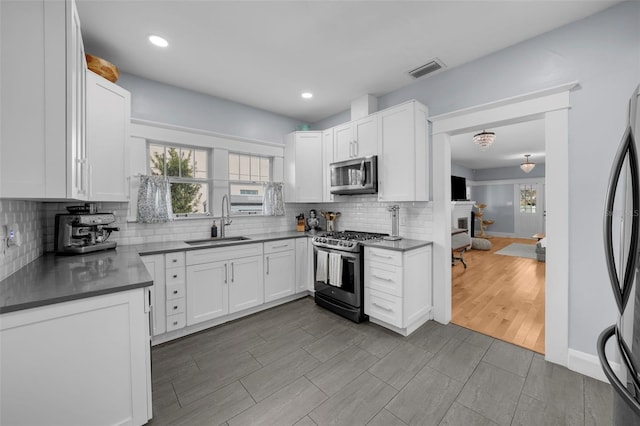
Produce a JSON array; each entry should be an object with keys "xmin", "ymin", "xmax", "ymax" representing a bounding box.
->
[{"xmin": 313, "ymin": 246, "xmax": 361, "ymax": 307}]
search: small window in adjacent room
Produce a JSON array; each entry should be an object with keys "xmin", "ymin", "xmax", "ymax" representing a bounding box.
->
[
  {"xmin": 148, "ymin": 143, "xmax": 211, "ymax": 217},
  {"xmin": 520, "ymin": 184, "xmax": 537, "ymax": 214},
  {"xmin": 228, "ymin": 153, "xmax": 271, "ymax": 215}
]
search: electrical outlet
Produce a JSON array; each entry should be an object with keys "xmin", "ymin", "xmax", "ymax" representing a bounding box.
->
[
  {"xmin": 6, "ymin": 224, "xmax": 20, "ymax": 247},
  {"xmin": 0, "ymin": 226, "xmax": 5, "ymax": 258}
]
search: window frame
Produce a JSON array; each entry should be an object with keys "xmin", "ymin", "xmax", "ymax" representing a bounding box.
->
[
  {"xmin": 228, "ymin": 152, "xmax": 273, "ymax": 216},
  {"xmin": 147, "ymin": 142, "xmax": 213, "ymax": 219}
]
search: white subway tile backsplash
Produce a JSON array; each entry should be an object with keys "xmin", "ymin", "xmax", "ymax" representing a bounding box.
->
[
  {"xmin": 0, "ymin": 200, "xmax": 46, "ymax": 282},
  {"xmin": 0, "ymin": 196, "xmax": 434, "ymax": 281}
]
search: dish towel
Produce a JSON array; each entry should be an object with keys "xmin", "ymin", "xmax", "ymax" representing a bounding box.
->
[
  {"xmin": 329, "ymin": 252, "xmax": 343, "ymax": 287},
  {"xmin": 316, "ymin": 250, "xmax": 328, "ymax": 284}
]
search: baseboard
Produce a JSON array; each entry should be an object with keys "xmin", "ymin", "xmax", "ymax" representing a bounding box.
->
[{"xmin": 567, "ymin": 348, "xmax": 620, "ymax": 383}]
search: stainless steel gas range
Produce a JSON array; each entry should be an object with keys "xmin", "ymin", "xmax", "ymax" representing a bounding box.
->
[{"xmin": 312, "ymin": 231, "xmax": 386, "ymax": 322}]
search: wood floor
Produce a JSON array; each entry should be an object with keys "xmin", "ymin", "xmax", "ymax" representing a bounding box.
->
[{"xmin": 451, "ymin": 236, "xmax": 546, "ymax": 354}]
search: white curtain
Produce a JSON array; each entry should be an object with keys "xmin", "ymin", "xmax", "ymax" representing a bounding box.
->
[
  {"xmin": 137, "ymin": 175, "xmax": 174, "ymax": 223},
  {"xmin": 262, "ymin": 182, "xmax": 286, "ymax": 216}
]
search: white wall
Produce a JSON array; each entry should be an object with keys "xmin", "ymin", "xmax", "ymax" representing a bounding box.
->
[{"xmin": 117, "ymin": 73, "xmax": 302, "ymax": 144}]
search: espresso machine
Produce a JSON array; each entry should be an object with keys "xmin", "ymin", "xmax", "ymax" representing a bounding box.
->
[{"xmin": 54, "ymin": 213, "xmax": 119, "ymax": 255}]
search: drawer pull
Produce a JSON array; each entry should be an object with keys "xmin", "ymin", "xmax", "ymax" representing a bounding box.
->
[
  {"xmin": 172, "ymin": 259, "xmax": 178, "ymax": 263},
  {"xmin": 271, "ymin": 244, "xmax": 288, "ymax": 249},
  {"xmin": 373, "ymin": 302, "xmax": 394, "ymax": 312},
  {"xmin": 173, "ymin": 290, "xmax": 178, "ymax": 295},
  {"xmin": 173, "ymin": 321, "xmax": 178, "ymax": 326},
  {"xmin": 372, "ymin": 274, "xmax": 393, "ymax": 282},
  {"xmin": 372, "ymin": 252, "xmax": 393, "ymax": 259},
  {"xmin": 173, "ymin": 305, "xmax": 178, "ymax": 310},
  {"xmin": 172, "ymin": 274, "xmax": 178, "ymax": 278}
]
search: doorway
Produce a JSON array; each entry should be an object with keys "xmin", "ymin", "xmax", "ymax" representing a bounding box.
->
[
  {"xmin": 515, "ymin": 182, "xmax": 545, "ymax": 237},
  {"xmin": 430, "ymin": 82, "xmax": 576, "ymax": 366}
]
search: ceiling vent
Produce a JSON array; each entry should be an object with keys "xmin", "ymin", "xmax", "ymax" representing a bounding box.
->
[{"xmin": 408, "ymin": 58, "xmax": 445, "ymax": 79}]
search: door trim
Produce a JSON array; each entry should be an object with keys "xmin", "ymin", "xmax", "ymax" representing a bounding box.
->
[{"xmin": 430, "ymin": 81, "xmax": 577, "ymax": 367}]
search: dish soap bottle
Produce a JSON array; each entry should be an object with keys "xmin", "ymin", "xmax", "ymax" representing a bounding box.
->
[{"xmin": 211, "ymin": 221, "xmax": 218, "ymax": 238}]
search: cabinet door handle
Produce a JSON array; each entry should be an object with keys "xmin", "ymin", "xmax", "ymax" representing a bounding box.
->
[
  {"xmin": 173, "ymin": 290, "xmax": 178, "ymax": 295},
  {"xmin": 353, "ymin": 140, "xmax": 358, "ymax": 157},
  {"xmin": 372, "ymin": 252, "xmax": 393, "ymax": 259},
  {"xmin": 372, "ymin": 274, "xmax": 393, "ymax": 282},
  {"xmin": 224, "ymin": 263, "xmax": 228, "ymax": 284},
  {"xmin": 172, "ymin": 274, "xmax": 178, "ymax": 279},
  {"xmin": 173, "ymin": 305, "xmax": 178, "ymax": 310},
  {"xmin": 172, "ymin": 259, "xmax": 178, "ymax": 263},
  {"xmin": 231, "ymin": 262, "xmax": 234, "ymax": 283},
  {"xmin": 173, "ymin": 321, "xmax": 178, "ymax": 326},
  {"xmin": 266, "ymin": 256, "xmax": 269, "ymax": 275},
  {"xmin": 373, "ymin": 302, "xmax": 393, "ymax": 312}
]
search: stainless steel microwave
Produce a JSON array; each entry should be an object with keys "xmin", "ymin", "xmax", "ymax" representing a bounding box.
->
[{"xmin": 330, "ymin": 156, "xmax": 378, "ymax": 195}]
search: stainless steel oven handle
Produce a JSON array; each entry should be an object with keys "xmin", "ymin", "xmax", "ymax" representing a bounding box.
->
[
  {"xmin": 360, "ymin": 160, "xmax": 366, "ymax": 186},
  {"xmin": 314, "ymin": 246, "xmax": 358, "ymax": 260}
]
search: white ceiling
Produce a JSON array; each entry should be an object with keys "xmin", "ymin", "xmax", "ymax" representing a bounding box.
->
[
  {"xmin": 75, "ymin": 0, "xmax": 617, "ymax": 169},
  {"xmin": 450, "ymin": 119, "xmax": 546, "ymax": 170}
]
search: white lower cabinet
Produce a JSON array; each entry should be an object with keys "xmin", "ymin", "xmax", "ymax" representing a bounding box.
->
[
  {"xmin": 0, "ymin": 289, "xmax": 152, "ymax": 426},
  {"xmin": 151, "ymin": 238, "xmax": 310, "ymax": 343},
  {"xmin": 364, "ymin": 245, "xmax": 433, "ymax": 336},
  {"xmin": 142, "ymin": 252, "xmax": 187, "ymax": 335},
  {"xmin": 186, "ymin": 260, "xmax": 229, "ymax": 325},
  {"xmin": 264, "ymin": 239, "xmax": 296, "ymax": 302},
  {"xmin": 229, "ymin": 255, "xmax": 264, "ymax": 313},
  {"xmin": 295, "ymin": 237, "xmax": 309, "ymax": 293},
  {"xmin": 141, "ymin": 254, "xmax": 166, "ymax": 336},
  {"xmin": 186, "ymin": 243, "xmax": 264, "ymax": 326}
]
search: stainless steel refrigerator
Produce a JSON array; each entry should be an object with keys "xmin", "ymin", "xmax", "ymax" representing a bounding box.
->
[{"xmin": 599, "ymin": 84, "xmax": 640, "ymax": 425}]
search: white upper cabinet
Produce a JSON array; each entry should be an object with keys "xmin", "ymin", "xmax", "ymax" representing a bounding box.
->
[
  {"xmin": 322, "ymin": 129, "xmax": 335, "ymax": 202},
  {"xmin": 1, "ymin": 0, "xmax": 87, "ymax": 199},
  {"xmin": 332, "ymin": 115, "xmax": 378, "ymax": 162},
  {"xmin": 377, "ymin": 100, "xmax": 430, "ymax": 202},
  {"xmin": 284, "ymin": 131, "xmax": 323, "ymax": 202},
  {"xmin": 85, "ymin": 70, "xmax": 131, "ymax": 201}
]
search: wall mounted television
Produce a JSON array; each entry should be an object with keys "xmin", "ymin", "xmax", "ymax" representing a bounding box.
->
[{"xmin": 451, "ymin": 175, "xmax": 467, "ymax": 201}]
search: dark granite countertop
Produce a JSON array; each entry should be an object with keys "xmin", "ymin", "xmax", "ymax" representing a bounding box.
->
[
  {"xmin": 0, "ymin": 245, "xmax": 152, "ymax": 314},
  {"xmin": 361, "ymin": 238, "xmax": 433, "ymax": 252},
  {"xmin": 131, "ymin": 231, "xmax": 310, "ymax": 256},
  {"xmin": 0, "ymin": 231, "xmax": 312, "ymax": 314}
]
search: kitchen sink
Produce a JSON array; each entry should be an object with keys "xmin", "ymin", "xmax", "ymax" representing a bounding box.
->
[{"xmin": 185, "ymin": 236, "xmax": 251, "ymax": 246}]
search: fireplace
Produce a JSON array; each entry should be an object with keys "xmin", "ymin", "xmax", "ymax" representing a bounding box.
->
[{"xmin": 451, "ymin": 201, "xmax": 475, "ymax": 232}]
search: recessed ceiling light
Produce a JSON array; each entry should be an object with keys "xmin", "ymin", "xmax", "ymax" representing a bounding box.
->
[
  {"xmin": 148, "ymin": 35, "xmax": 169, "ymax": 48},
  {"xmin": 301, "ymin": 92, "xmax": 313, "ymax": 99}
]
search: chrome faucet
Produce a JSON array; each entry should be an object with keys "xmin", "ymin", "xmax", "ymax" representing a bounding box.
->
[{"xmin": 221, "ymin": 194, "xmax": 232, "ymax": 238}]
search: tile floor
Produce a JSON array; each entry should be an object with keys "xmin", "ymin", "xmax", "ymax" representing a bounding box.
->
[{"xmin": 148, "ymin": 297, "xmax": 613, "ymax": 426}]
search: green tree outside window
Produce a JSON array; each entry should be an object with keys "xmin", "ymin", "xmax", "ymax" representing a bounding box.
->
[{"xmin": 151, "ymin": 147, "xmax": 203, "ymax": 214}]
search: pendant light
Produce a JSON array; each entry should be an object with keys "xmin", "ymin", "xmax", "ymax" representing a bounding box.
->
[
  {"xmin": 520, "ymin": 155, "xmax": 536, "ymax": 173},
  {"xmin": 473, "ymin": 130, "xmax": 495, "ymax": 150}
]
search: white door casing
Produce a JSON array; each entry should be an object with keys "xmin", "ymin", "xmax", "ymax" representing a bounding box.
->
[{"xmin": 430, "ymin": 82, "xmax": 576, "ymax": 368}]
